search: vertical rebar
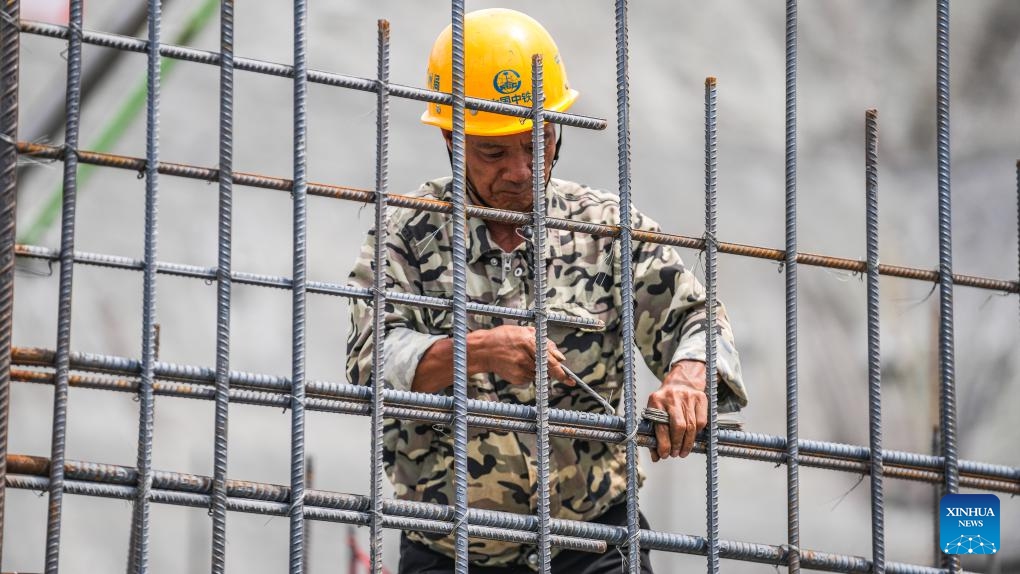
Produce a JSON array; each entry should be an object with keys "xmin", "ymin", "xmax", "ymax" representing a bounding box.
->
[
  {"xmin": 210, "ymin": 0, "xmax": 235, "ymax": 571},
  {"xmin": 0, "ymin": 0, "xmax": 20, "ymax": 566},
  {"xmin": 614, "ymin": 1, "xmax": 641, "ymax": 572},
  {"xmin": 703, "ymin": 76, "xmax": 720, "ymax": 574},
  {"xmin": 44, "ymin": 0, "xmax": 83, "ymax": 571},
  {"xmin": 864, "ymin": 109, "xmax": 885, "ymax": 574},
  {"xmin": 128, "ymin": 0, "xmax": 162, "ymax": 570},
  {"xmin": 530, "ymin": 54, "xmax": 552, "ymax": 574},
  {"xmin": 369, "ymin": 18, "xmax": 390, "ymax": 574},
  {"xmin": 1016, "ymin": 159, "xmax": 1019, "ymax": 328},
  {"xmin": 934, "ymin": 2, "xmax": 958, "ymax": 571},
  {"xmin": 783, "ymin": 1, "xmax": 801, "ymax": 572},
  {"xmin": 448, "ymin": 1, "xmax": 470, "ymax": 572},
  {"xmin": 289, "ymin": 0, "xmax": 310, "ymax": 570}
]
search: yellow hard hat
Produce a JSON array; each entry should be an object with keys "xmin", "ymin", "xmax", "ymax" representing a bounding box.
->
[{"xmin": 421, "ymin": 8, "xmax": 579, "ymax": 136}]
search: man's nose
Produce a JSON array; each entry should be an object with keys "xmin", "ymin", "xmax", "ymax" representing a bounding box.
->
[{"xmin": 503, "ymin": 151, "xmax": 533, "ymax": 184}]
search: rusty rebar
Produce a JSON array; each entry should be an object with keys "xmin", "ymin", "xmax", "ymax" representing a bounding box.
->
[{"xmin": 15, "ymin": 142, "xmax": 1017, "ymax": 296}]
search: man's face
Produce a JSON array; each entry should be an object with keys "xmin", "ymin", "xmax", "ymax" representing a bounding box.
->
[{"xmin": 445, "ymin": 124, "xmax": 557, "ymax": 213}]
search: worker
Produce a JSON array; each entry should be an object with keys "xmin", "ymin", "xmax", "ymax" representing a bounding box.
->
[{"xmin": 346, "ymin": 8, "xmax": 748, "ymax": 573}]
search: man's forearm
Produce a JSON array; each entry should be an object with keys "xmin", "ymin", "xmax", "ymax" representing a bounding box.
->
[{"xmin": 410, "ymin": 331, "xmax": 490, "ymax": 393}]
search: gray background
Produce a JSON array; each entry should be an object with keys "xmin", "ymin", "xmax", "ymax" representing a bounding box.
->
[{"xmin": 7, "ymin": 0, "xmax": 1020, "ymax": 572}]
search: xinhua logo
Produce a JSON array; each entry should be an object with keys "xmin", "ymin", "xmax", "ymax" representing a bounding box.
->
[{"xmin": 940, "ymin": 494, "xmax": 1000, "ymax": 555}]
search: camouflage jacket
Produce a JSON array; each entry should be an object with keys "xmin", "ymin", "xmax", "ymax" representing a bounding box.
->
[{"xmin": 346, "ymin": 177, "xmax": 747, "ymax": 568}]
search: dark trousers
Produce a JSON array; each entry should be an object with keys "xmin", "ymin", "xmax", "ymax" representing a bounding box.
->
[{"xmin": 397, "ymin": 502, "xmax": 654, "ymax": 574}]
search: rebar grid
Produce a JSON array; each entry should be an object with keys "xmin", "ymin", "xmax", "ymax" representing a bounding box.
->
[{"xmin": 1, "ymin": 2, "xmax": 1017, "ymax": 574}]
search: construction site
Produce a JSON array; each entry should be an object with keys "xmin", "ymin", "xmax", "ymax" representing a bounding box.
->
[{"xmin": 2, "ymin": 0, "xmax": 1019, "ymax": 573}]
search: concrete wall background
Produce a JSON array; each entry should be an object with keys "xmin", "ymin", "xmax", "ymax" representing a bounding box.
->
[{"xmin": 7, "ymin": 0, "xmax": 1019, "ymax": 572}]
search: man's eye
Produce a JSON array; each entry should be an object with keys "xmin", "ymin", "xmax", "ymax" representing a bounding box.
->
[{"xmin": 482, "ymin": 152, "xmax": 504, "ymax": 160}]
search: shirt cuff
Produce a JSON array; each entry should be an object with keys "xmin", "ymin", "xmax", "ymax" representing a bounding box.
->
[
  {"xmin": 383, "ymin": 328, "xmax": 448, "ymax": 392},
  {"xmin": 669, "ymin": 333, "xmax": 749, "ymax": 411}
]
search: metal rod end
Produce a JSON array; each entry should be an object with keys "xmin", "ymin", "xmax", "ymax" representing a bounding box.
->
[
  {"xmin": 378, "ymin": 19, "xmax": 390, "ymax": 33},
  {"xmin": 705, "ymin": 77, "xmax": 717, "ymax": 87},
  {"xmin": 866, "ymin": 108, "xmax": 878, "ymax": 119}
]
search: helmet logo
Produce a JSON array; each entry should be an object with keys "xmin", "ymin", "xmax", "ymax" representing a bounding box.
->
[{"xmin": 493, "ymin": 69, "xmax": 522, "ymax": 94}]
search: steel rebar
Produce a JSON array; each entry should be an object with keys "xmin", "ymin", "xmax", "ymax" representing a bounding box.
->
[
  {"xmin": 614, "ymin": 2, "xmax": 642, "ymax": 572},
  {"xmin": 18, "ymin": 20, "xmax": 607, "ymax": 133},
  {"xmin": 10, "ymin": 349, "xmax": 1018, "ymax": 491},
  {"xmin": 704, "ymin": 76, "xmax": 720, "ymax": 574},
  {"xmin": 449, "ymin": 2, "xmax": 470, "ymax": 571},
  {"xmin": 126, "ymin": 0, "xmax": 162, "ymax": 569},
  {"xmin": 864, "ymin": 109, "xmax": 885, "ymax": 574},
  {"xmin": 209, "ymin": 0, "xmax": 234, "ymax": 571},
  {"xmin": 3, "ymin": 455, "xmax": 983, "ymax": 574},
  {"xmin": 784, "ymin": 1, "xmax": 801, "ymax": 571},
  {"xmin": 0, "ymin": 0, "xmax": 20, "ymax": 565},
  {"xmin": 935, "ymin": 2, "xmax": 959, "ymax": 571},
  {"xmin": 43, "ymin": 0, "xmax": 83, "ymax": 571},
  {"xmin": 13, "ymin": 142, "xmax": 1020, "ymax": 297},
  {"xmin": 531, "ymin": 54, "xmax": 553, "ymax": 573},
  {"xmin": 369, "ymin": 18, "xmax": 390, "ymax": 574},
  {"xmin": 289, "ymin": 0, "xmax": 310, "ymax": 570}
]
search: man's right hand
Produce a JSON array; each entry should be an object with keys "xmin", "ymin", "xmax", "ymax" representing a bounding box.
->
[
  {"xmin": 477, "ymin": 325, "xmax": 570, "ymax": 386},
  {"xmin": 411, "ymin": 325, "xmax": 570, "ymax": 393}
]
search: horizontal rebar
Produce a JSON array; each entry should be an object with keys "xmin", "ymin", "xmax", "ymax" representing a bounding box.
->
[
  {"xmin": 10, "ymin": 353, "xmax": 1018, "ymax": 494},
  {"xmin": 12, "ymin": 244, "xmax": 603, "ymax": 331},
  {"xmin": 18, "ymin": 20, "xmax": 606, "ymax": 132},
  {"xmin": 4, "ymin": 469, "xmax": 604, "ymax": 554},
  {"xmin": 4, "ymin": 455, "xmax": 980, "ymax": 574},
  {"xmin": 16, "ymin": 142, "xmax": 1018, "ymax": 295}
]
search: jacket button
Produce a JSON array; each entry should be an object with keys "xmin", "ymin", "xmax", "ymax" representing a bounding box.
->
[{"xmin": 526, "ymin": 552, "xmax": 539, "ymax": 569}]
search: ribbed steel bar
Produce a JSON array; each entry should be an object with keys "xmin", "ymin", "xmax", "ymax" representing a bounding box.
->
[
  {"xmin": 5, "ymin": 455, "xmax": 983, "ymax": 574},
  {"xmin": 11, "ymin": 347, "xmax": 1019, "ymax": 490},
  {"xmin": 127, "ymin": 0, "xmax": 162, "ymax": 570},
  {"xmin": 864, "ymin": 109, "xmax": 885, "ymax": 574},
  {"xmin": 43, "ymin": 0, "xmax": 83, "ymax": 571},
  {"xmin": 5, "ymin": 472, "xmax": 605, "ymax": 554},
  {"xmin": 614, "ymin": 1, "xmax": 641, "ymax": 572},
  {"xmin": 289, "ymin": 0, "xmax": 309, "ymax": 570},
  {"xmin": 1017, "ymin": 159, "xmax": 1019, "ymax": 326},
  {"xmin": 369, "ymin": 18, "xmax": 389, "ymax": 574},
  {"xmin": 703, "ymin": 76, "xmax": 720, "ymax": 574},
  {"xmin": 784, "ymin": 1, "xmax": 801, "ymax": 571},
  {"xmin": 12, "ymin": 244, "xmax": 602, "ymax": 331},
  {"xmin": 935, "ymin": 2, "xmax": 958, "ymax": 571},
  {"xmin": 18, "ymin": 20, "xmax": 606, "ymax": 132},
  {"xmin": 530, "ymin": 54, "xmax": 552, "ymax": 573},
  {"xmin": 210, "ymin": 0, "xmax": 235, "ymax": 571},
  {"xmin": 0, "ymin": 0, "xmax": 19, "ymax": 565},
  {"xmin": 448, "ymin": 2, "xmax": 469, "ymax": 571},
  {"xmin": 12, "ymin": 367, "xmax": 1019, "ymax": 495},
  {"xmin": 14, "ymin": 142, "xmax": 1020, "ymax": 296}
]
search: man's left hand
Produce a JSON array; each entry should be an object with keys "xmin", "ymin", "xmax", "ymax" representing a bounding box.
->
[{"xmin": 646, "ymin": 360, "xmax": 708, "ymax": 462}]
